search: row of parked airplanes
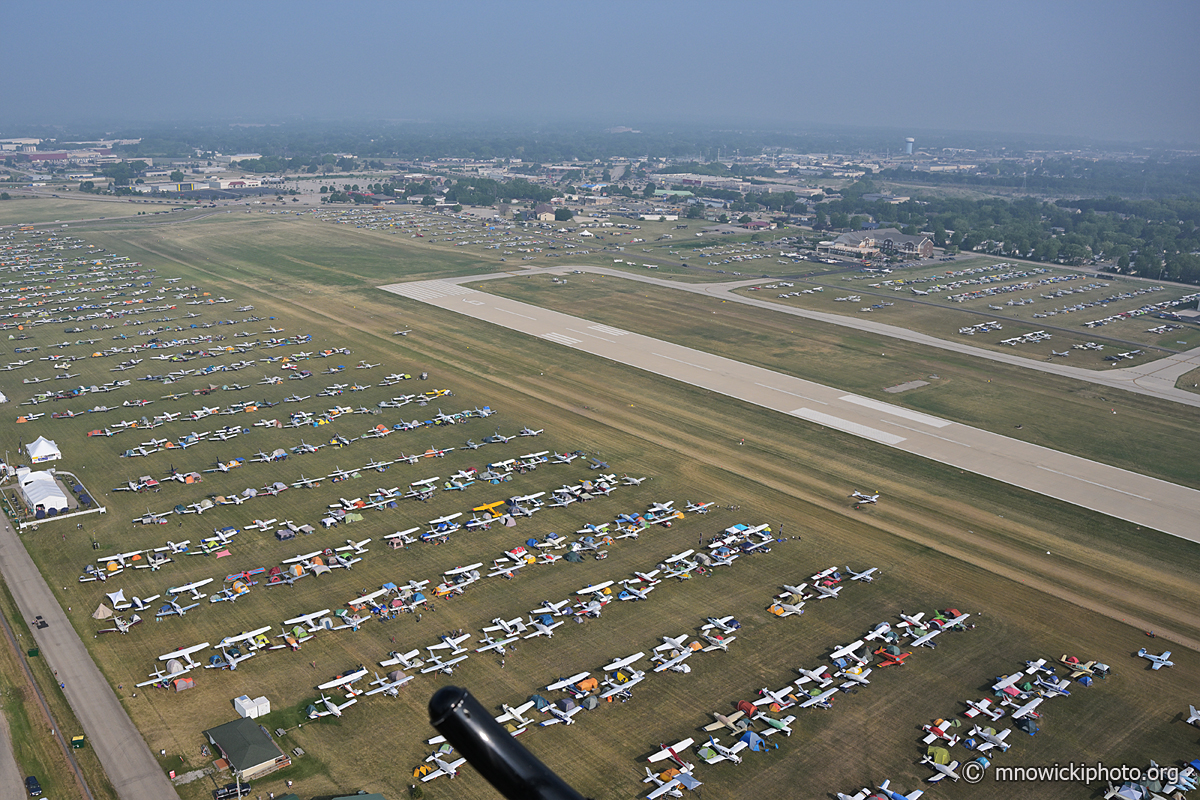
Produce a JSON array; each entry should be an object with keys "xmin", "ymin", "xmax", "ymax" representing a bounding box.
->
[
  {"xmin": 640, "ymin": 605, "xmax": 974, "ymax": 799},
  {"xmin": 107, "ymin": 393, "xmax": 457, "ymax": 455},
  {"xmin": 767, "ymin": 564, "xmax": 879, "ymax": 617},
  {"xmin": 637, "ymin": 607, "xmax": 975, "ymax": 799},
  {"xmin": 892, "ymin": 654, "xmax": 1113, "ymax": 789},
  {"xmin": 403, "ymin": 526, "xmax": 790, "ymax": 788}
]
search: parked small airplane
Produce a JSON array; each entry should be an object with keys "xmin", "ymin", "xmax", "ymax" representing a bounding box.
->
[{"xmin": 1137, "ymin": 648, "xmax": 1174, "ymax": 669}]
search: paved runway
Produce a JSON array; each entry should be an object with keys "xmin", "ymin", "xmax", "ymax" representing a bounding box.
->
[
  {"xmin": 0, "ymin": 516, "xmax": 179, "ymax": 800},
  {"xmin": 381, "ymin": 276, "xmax": 1200, "ymax": 542},
  {"xmin": 531, "ymin": 267, "xmax": 1200, "ymax": 408}
]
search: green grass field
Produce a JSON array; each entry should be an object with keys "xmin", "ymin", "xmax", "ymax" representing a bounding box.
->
[
  {"xmin": 0, "ymin": 195, "xmax": 144, "ymax": 226},
  {"xmin": 1, "ymin": 213, "xmax": 1197, "ymax": 800},
  {"xmin": 733, "ymin": 265, "xmax": 1200, "ymax": 362}
]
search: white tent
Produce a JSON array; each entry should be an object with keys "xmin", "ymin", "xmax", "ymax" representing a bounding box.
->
[
  {"xmin": 92, "ymin": 604, "xmax": 113, "ymax": 620},
  {"xmin": 0, "ymin": 390, "xmax": 7, "ymax": 403},
  {"xmin": 17, "ymin": 469, "xmax": 69, "ymax": 513},
  {"xmin": 26, "ymin": 436, "xmax": 61, "ymax": 464}
]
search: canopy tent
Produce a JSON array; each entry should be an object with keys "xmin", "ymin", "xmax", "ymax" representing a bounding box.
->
[{"xmin": 26, "ymin": 436, "xmax": 61, "ymax": 464}]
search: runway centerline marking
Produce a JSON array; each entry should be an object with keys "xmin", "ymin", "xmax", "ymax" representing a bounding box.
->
[
  {"xmin": 653, "ymin": 353, "xmax": 711, "ymax": 371},
  {"xmin": 754, "ymin": 382, "xmax": 827, "ymax": 405},
  {"xmin": 1036, "ymin": 466, "xmax": 1151, "ymax": 500},
  {"xmin": 880, "ymin": 420, "xmax": 970, "ymax": 446},
  {"xmin": 566, "ymin": 328, "xmax": 618, "ymax": 344},
  {"xmin": 495, "ymin": 307, "xmax": 536, "ymax": 320}
]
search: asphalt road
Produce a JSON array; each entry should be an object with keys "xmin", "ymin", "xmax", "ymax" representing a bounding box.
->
[
  {"xmin": 0, "ymin": 516, "xmax": 179, "ymax": 800},
  {"xmin": 380, "ymin": 275, "xmax": 1200, "ymax": 542}
]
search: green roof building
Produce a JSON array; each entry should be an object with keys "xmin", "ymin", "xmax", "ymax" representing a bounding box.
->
[{"xmin": 202, "ymin": 717, "xmax": 291, "ymax": 781}]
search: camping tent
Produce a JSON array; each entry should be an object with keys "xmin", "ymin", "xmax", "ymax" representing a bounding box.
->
[
  {"xmin": 26, "ymin": 436, "xmax": 61, "ymax": 464},
  {"xmin": 92, "ymin": 604, "xmax": 113, "ymax": 620}
]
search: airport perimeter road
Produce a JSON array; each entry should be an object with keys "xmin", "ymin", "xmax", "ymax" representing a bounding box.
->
[
  {"xmin": 0, "ymin": 516, "xmax": 179, "ymax": 800},
  {"xmin": 381, "ymin": 278, "xmax": 1200, "ymax": 543},
  {"xmin": 485, "ymin": 267, "xmax": 1200, "ymax": 408}
]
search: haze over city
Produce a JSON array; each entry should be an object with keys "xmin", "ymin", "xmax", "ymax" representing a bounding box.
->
[{"xmin": 3, "ymin": 0, "xmax": 1198, "ymax": 144}]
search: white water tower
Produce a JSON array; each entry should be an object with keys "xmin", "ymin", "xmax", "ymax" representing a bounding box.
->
[{"xmin": 905, "ymin": 138, "xmax": 915, "ymax": 155}]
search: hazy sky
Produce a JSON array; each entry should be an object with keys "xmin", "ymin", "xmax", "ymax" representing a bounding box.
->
[{"xmin": 4, "ymin": 0, "xmax": 1197, "ymax": 144}]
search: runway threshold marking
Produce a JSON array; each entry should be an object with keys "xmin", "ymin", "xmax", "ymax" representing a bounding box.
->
[
  {"xmin": 790, "ymin": 408, "xmax": 906, "ymax": 445},
  {"xmin": 1036, "ymin": 465, "xmax": 1152, "ymax": 500},
  {"xmin": 589, "ymin": 324, "xmax": 628, "ymax": 336},
  {"xmin": 839, "ymin": 395, "xmax": 950, "ymax": 428},
  {"xmin": 541, "ymin": 332, "xmax": 582, "ymax": 346},
  {"xmin": 566, "ymin": 328, "xmax": 618, "ymax": 344}
]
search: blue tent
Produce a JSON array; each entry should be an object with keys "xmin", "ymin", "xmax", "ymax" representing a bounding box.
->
[{"xmin": 737, "ymin": 730, "xmax": 767, "ymax": 751}]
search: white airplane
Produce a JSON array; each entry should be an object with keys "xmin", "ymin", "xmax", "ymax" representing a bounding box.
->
[
  {"xmin": 217, "ymin": 626, "xmax": 273, "ymax": 651},
  {"xmin": 338, "ymin": 538, "xmax": 371, "ymax": 555},
  {"xmin": 850, "ymin": 491, "xmax": 880, "ymax": 504},
  {"xmin": 864, "ymin": 622, "xmax": 892, "ymax": 642},
  {"xmin": 380, "ymin": 649, "xmax": 424, "ymax": 670},
  {"xmin": 97, "ymin": 549, "xmax": 146, "ymax": 569},
  {"xmin": 647, "ymin": 738, "xmax": 695, "ymax": 772},
  {"xmin": 1187, "ymin": 705, "xmax": 1200, "ymax": 726},
  {"xmin": 545, "ymin": 672, "xmax": 591, "ymax": 693},
  {"xmin": 797, "ymin": 687, "xmax": 838, "ymax": 708},
  {"xmin": 697, "ymin": 735, "xmax": 747, "ymax": 765},
  {"xmin": 969, "ymin": 725, "xmax": 1012, "ymax": 753},
  {"xmin": 429, "ymin": 633, "xmax": 472, "ymax": 656},
  {"xmin": 897, "ymin": 612, "xmax": 928, "ymax": 630},
  {"xmin": 910, "ymin": 629, "xmax": 942, "ymax": 649},
  {"xmin": 796, "ymin": 665, "xmax": 834, "ymax": 688},
  {"xmin": 384, "ymin": 527, "xmax": 421, "ymax": 545},
  {"xmin": 246, "ymin": 518, "xmax": 278, "ymax": 531},
  {"xmin": 836, "ymin": 667, "xmax": 872, "ymax": 687},
  {"xmin": 540, "ymin": 704, "xmax": 583, "ymax": 726},
  {"xmin": 846, "ymin": 566, "xmax": 879, "ymax": 582},
  {"xmin": 421, "ymin": 654, "xmax": 467, "ymax": 675},
  {"xmin": 476, "ymin": 634, "xmax": 517, "ymax": 655},
  {"xmin": 700, "ymin": 632, "xmax": 736, "ymax": 652},
  {"xmin": 830, "ymin": 640, "xmax": 867, "ymax": 664},
  {"xmin": 318, "ymin": 666, "xmax": 370, "ymax": 695},
  {"xmin": 206, "ymin": 644, "xmax": 256, "ymax": 671},
  {"xmin": 702, "ymin": 616, "xmax": 738, "ymax": 634},
  {"xmin": 168, "ymin": 578, "xmax": 214, "ymax": 600},
  {"xmin": 495, "ymin": 701, "xmax": 538, "ymax": 727},
  {"xmin": 753, "ymin": 712, "xmax": 797, "ymax": 737},
  {"xmin": 753, "ymin": 685, "xmax": 796, "ymax": 709},
  {"xmin": 964, "ymin": 698, "xmax": 1005, "ymax": 721},
  {"xmin": 653, "ymin": 649, "xmax": 694, "ymax": 674},
  {"xmin": 284, "ymin": 609, "xmax": 332, "ymax": 632},
  {"xmin": 645, "ymin": 768, "xmax": 702, "ymax": 800},
  {"xmin": 309, "ymin": 693, "xmax": 357, "ymax": 719},
  {"xmin": 529, "ymin": 599, "xmax": 571, "ymax": 617},
  {"xmin": 518, "ymin": 425, "xmax": 543, "ymax": 437},
  {"xmin": 618, "ymin": 580, "xmax": 655, "ymax": 601},
  {"xmin": 156, "ymin": 641, "xmax": 210, "ymax": 673},
  {"xmin": 921, "ymin": 719, "xmax": 961, "ymax": 747},
  {"xmin": 685, "ymin": 501, "xmax": 714, "ymax": 514},
  {"xmin": 1035, "ymin": 675, "xmax": 1072, "ymax": 698},
  {"xmin": 1003, "ymin": 696, "xmax": 1044, "ymax": 720},
  {"xmin": 483, "ymin": 617, "xmax": 528, "ymax": 636},
  {"xmin": 920, "ymin": 752, "xmax": 961, "ymax": 783},
  {"xmin": 364, "ymin": 671, "xmax": 413, "ymax": 697},
  {"xmin": 97, "ymin": 614, "xmax": 143, "ymax": 635},
  {"xmin": 1137, "ymin": 648, "xmax": 1174, "ymax": 669},
  {"xmin": 992, "ymin": 671, "xmax": 1026, "ymax": 693}
]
